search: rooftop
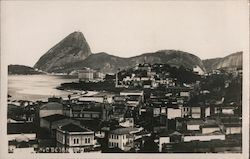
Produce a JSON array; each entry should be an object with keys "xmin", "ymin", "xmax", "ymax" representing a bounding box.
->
[
  {"xmin": 42, "ymin": 114, "xmax": 67, "ymax": 122},
  {"xmin": 110, "ymin": 127, "xmax": 141, "ymax": 135},
  {"xmin": 60, "ymin": 123, "xmax": 92, "ymax": 133},
  {"xmin": 7, "ymin": 122, "xmax": 37, "ymax": 134},
  {"xmin": 120, "ymin": 90, "xmax": 143, "ymax": 94},
  {"xmin": 187, "ymin": 119, "xmax": 204, "ymax": 125},
  {"xmin": 40, "ymin": 102, "xmax": 63, "ymax": 110}
]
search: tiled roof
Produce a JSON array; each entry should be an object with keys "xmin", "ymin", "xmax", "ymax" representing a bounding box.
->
[{"xmin": 60, "ymin": 123, "xmax": 92, "ymax": 132}]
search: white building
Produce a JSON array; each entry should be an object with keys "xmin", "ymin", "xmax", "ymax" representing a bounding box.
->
[
  {"xmin": 108, "ymin": 127, "xmax": 142, "ymax": 151},
  {"xmin": 56, "ymin": 123, "xmax": 95, "ymax": 149},
  {"xmin": 224, "ymin": 124, "xmax": 242, "ymax": 135},
  {"xmin": 186, "ymin": 119, "xmax": 204, "ymax": 131},
  {"xmin": 183, "ymin": 132, "xmax": 225, "ymax": 142},
  {"xmin": 119, "ymin": 118, "xmax": 134, "ymax": 128},
  {"xmin": 167, "ymin": 107, "xmax": 182, "ymax": 119},
  {"xmin": 193, "ymin": 66, "xmax": 204, "ymax": 75}
]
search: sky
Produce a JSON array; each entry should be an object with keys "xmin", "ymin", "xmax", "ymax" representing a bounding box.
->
[{"xmin": 1, "ymin": 1, "xmax": 249, "ymax": 67}]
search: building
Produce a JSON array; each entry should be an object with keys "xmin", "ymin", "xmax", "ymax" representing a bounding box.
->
[
  {"xmin": 119, "ymin": 118, "xmax": 134, "ymax": 128},
  {"xmin": 78, "ymin": 69, "xmax": 94, "ymax": 81},
  {"xmin": 186, "ymin": 119, "xmax": 204, "ymax": 131},
  {"xmin": 78, "ymin": 92, "xmax": 114, "ymax": 103},
  {"xmin": 108, "ymin": 127, "xmax": 142, "ymax": 151},
  {"xmin": 158, "ymin": 131, "xmax": 182, "ymax": 152},
  {"xmin": 223, "ymin": 123, "xmax": 242, "ymax": 135},
  {"xmin": 64, "ymin": 102, "xmax": 103, "ymax": 119},
  {"xmin": 40, "ymin": 114, "xmax": 80, "ymax": 137},
  {"xmin": 39, "ymin": 102, "xmax": 64, "ymax": 118},
  {"xmin": 193, "ymin": 66, "xmax": 205, "ymax": 75},
  {"xmin": 183, "ymin": 131, "xmax": 225, "ymax": 142},
  {"xmin": 201, "ymin": 120, "xmax": 221, "ymax": 134},
  {"xmin": 167, "ymin": 106, "xmax": 182, "ymax": 119},
  {"xmin": 56, "ymin": 123, "xmax": 95, "ymax": 150}
]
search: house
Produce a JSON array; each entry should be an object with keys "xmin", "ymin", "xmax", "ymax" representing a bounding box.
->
[
  {"xmin": 223, "ymin": 123, "xmax": 242, "ymax": 135},
  {"xmin": 186, "ymin": 119, "xmax": 204, "ymax": 131},
  {"xmin": 189, "ymin": 106, "xmax": 210, "ymax": 119},
  {"xmin": 78, "ymin": 92, "xmax": 114, "ymax": 103},
  {"xmin": 108, "ymin": 127, "xmax": 142, "ymax": 151},
  {"xmin": 119, "ymin": 118, "xmax": 134, "ymax": 128},
  {"xmin": 167, "ymin": 106, "xmax": 182, "ymax": 119},
  {"xmin": 39, "ymin": 102, "xmax": 64, "ymax": 118},
  {"xmin": 190, "ymin": 106, "xmax": 201, "ymax": 118},
  {"xmin": 120, "ymin": 90, "xmax": 144, "ymax": 102},
  {"xmin": 56, "ymin": 123, "xmax": 95, "ymax": 151},
  {"xmin": 158, "ymin": 131, "xmax": 182, "ymax": 152},
  {"xmin": 78, "ymin": 68, "xmax": 94, "ymax": 81},
  {"xmin": 64, "ymin": 102, "xmax": 102, "ymax": 119},
  {"xmin": 8, "ymin": 122, "xmax": 38, "ymax": 153}
]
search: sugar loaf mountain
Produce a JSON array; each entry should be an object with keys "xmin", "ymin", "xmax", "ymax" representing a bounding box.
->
[{"xmin": 9, "ymin": 31, "xmax": 243, "ymax": 75}]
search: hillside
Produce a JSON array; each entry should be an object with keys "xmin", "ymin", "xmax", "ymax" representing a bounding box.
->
[
  {"xmin": 56, "ymin": 50, "xmax": 205, "ymax": 74},
  {"xmin": 203, "ymin": 52, "xmax": 243, "ymax": 72},
  {"xmin": 8, "ymin": 65, "xmax": 44, "ymax": 75}
]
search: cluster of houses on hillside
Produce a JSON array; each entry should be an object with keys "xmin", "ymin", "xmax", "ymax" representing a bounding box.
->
[{"xmin": 7, "ymin": 63, "xmax": 242, "ymax": 153}]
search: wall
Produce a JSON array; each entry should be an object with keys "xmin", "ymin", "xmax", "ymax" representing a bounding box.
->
[
  {"xmin": 187, "ymin": 124, "xmax": 200, "ymax": 131},
  {"xmin": 183, "ymin": 134, "xmax": 225, "ymax": 142},
  {"xmin": 167, "ymin": 108, "xmax": 182, "ymax": 119},
  {"xmin": 78, "ymin": 96, "xmax": 103, "ymax": 103},
  {"xmin": 202, "ymin": 127, "xmax": 220, "ymax": 134},
  {"xmin": 68, "ymin": 133, "xmax": 94, "ymax": 147},
  {"xmin": 109, "ymin": 134, "xmax": 128, "ymax": 150},
  {"xmin": 40, "ymin": 118, "xmax": 50, "ymax": 130},
  {"xmin": 39, "ymin": 110, "xmax": 64, "ymax": 118},
  {"xmin": 191, "ymin": 107, "xmax": 201, "ymax": 118},
  {"xmin": 226, "ymin": 127, "xmax": 242, "ymax": 134}
]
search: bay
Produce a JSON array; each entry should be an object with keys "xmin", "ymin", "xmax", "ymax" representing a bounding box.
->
[{"xmin": 8, "ymin": 75, "xmax": 79, "ymax": 101}]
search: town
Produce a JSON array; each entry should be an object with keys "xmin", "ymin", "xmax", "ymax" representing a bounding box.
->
[{"xmin": 7, "ymin": 63, "xmax": 242, "ymax": 153}]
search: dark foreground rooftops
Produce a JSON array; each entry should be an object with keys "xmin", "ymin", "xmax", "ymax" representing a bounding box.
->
[{"xmin": 7, "ymin": 122, "xmax": 37, "ymax": 134}]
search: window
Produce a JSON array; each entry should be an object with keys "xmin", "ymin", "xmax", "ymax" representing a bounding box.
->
[
  {"xmin": 74, "ymin": 138, "xmax": 79, "ymax": 144},
  {"xmin": 85, "ymin": 138, "xmax": 90, "ymax": 144}
]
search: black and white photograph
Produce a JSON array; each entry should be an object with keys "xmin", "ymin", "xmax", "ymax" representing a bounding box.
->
[{"xmin": 0, "ymin": 0, "xmax": 249, "ymax": 159}]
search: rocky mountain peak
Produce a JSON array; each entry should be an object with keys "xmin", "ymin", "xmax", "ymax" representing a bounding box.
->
[{"xmin": 34, "ymin": 31, "xmax": 92, "ymax": 72}]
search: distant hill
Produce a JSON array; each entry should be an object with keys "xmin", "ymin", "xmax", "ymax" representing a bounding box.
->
[
  {"xmin": 8, "ymin": 65, "xmax": 44, "ymax": 75},
  {"xmin": 60, "ymin": 50, "xmax": 205, "ymax": 74},
  {"xmin": 202, "ymin": 52, "xmax": 243, "ymax": 72},
  {"xmin": 34, "ymin": 31, "xmax": 92, "ymax": 72},
  {"xmin": 33, "ymin": 31, "xmax": 205, "ymax": 74}
]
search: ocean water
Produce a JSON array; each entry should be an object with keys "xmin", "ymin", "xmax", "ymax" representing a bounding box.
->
[{"xmin": 8, "ymin": 75, "xmax": 78, "ymax": 101}]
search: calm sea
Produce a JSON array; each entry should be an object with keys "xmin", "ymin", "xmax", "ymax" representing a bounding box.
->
[{"xmin": 8, "ymin": 75, "xmax": 78, "ymax": 101}]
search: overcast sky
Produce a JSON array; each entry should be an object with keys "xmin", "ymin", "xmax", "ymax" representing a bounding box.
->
[{"xmin": 1, "ymin": 1, "xmax": 248, "ymax": 67}]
